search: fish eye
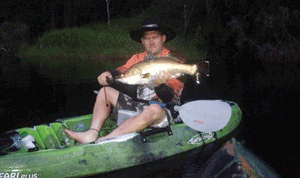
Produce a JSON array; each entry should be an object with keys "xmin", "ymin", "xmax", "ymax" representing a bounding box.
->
[{"xmin": 142, "ymin": 73, "xmax": 151, "ymax": 78}]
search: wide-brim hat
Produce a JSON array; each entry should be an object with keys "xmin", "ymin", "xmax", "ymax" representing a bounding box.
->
[{"xmin": 130, "ymin": 17, "xmax": 176, "ymax": 43}]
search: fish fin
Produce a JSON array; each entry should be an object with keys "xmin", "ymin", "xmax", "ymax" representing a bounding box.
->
[
  {"xmin": 198, "ymin": 61, "xmax": 210, "ymax": 76},
  {"xmin": 196, "ymin": 72, "xmax": 201, "ymax": 84},
  {"xmin": 146, "ymin": 79, "xmax": 155, "ymax": 89},
  {"xmin": 172, "ymin": 73, "xmax": 184, "ymax": 78},
  {"xmin": 172, "ymin": 73, "xmax": 183, "ymax": 78}
]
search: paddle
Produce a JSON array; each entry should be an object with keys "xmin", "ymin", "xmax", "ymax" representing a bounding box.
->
[
  {"xmin": 174, "ymin": 100, "xmax": 232, "ymax": 133},
  {"xmin": 130, "ymin": 98, "xmax": 233, "ymax": 133},
  {"xmin": 93, "ymin": 90, "xmax": 232, "ymax": 133}
]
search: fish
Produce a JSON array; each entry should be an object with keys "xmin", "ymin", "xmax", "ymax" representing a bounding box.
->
[{"xmin": 115, "ymin": 57, "xmax": 209, "ymax": 86}]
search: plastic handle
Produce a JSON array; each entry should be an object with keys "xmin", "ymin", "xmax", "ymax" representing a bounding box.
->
[{"xmin": 174, "ymin": 105, "xmax": 181, "ymax": 111}]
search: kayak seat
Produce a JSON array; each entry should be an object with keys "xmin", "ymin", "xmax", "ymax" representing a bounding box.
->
[{"xmin": 139, "ymin": 126, "xmax": 173, "ymax": 143}]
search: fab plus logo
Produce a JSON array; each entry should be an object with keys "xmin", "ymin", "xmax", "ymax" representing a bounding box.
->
[
  {"xmin": 0, "ymin": 173, "xmax": 37, "ymax": 178},
  {"xmin": 188, "ymin": 133, "xmax": 215, "ymax": 144}
]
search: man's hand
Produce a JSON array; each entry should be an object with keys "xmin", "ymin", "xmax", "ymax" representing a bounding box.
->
[
  {"xmin": 153, "ymin": 70, "xmax": 172, "ymax": 87},
  {"xmin": 97, "ymin": 71, "xmax": 113, "ymax": 86}
]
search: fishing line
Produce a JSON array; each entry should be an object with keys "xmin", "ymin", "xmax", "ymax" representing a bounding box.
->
[{"xmin": 103, "ymin": 86, "xmax": 109, "ymax": 107}]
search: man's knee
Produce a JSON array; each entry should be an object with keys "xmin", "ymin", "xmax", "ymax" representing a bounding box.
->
[
  {"xmin": 144, "ymin": 104, "xmax": 165, "ymax": 120},
  {"xmin": 99, "ymin": 87, "xmax": 119, "ymax": 96},
  {"xmin": 99, "ymin": 86, "xmax": 113, "ymax": 94},
  {"xmin": 98, "ymin": 87, "xmax": 119, "ymax": 105}
]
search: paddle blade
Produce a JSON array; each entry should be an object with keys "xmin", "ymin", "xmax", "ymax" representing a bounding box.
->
[{"xmin": 179, "ymin": 100, "xmax": 232, "ymax": 133}]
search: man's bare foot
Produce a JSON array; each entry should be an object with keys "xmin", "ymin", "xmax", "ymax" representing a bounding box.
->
[
  {"xmin": 97, "ymin": 136, "xmax": 109, "ymax": 141},
  {"xmin": 64, "ymin": 129, "xmax": 99, "ymax": 144}
]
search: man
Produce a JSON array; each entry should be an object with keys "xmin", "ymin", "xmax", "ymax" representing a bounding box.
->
[{"xmin": 64, "ymin": 18, "xmax": 184, "ymax": 143}]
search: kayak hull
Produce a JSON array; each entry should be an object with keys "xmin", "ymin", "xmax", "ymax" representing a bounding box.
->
[
  {"xmin": 0, "ymin": 100, "xmax": 242, "ymax": 178},
  {"xmin": 195, "ymin": 138, "xmax": 281, "ymax": 178}
]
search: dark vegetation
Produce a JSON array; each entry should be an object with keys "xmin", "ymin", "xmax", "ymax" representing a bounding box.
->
[{"xmin": 1, "ymin": 0, "xmax": 300, "ymax": 177}]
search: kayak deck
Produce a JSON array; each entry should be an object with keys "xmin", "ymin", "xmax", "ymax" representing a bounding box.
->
[{"xmin": 15, "ymin": 114, "xmax": 116, "ymax": 151}]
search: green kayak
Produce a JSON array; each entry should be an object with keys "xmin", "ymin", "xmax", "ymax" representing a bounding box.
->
[
  {"xmin": 195, "ymin": 137, "xmax": 281, "ymax": 178},
  {"xmin": 0, "ymin": 100, "xmax": 242, "ymax": 178}
]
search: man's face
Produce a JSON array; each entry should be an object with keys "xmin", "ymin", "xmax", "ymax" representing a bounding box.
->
[{"xmin": 141, "ymin": 31, "xmax": 166, "ymax": 56}]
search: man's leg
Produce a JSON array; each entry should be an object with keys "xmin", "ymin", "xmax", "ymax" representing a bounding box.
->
[
  {"xmin": 64, "ymin": 87, "xmax": 119, "ymax": 143},
  {"xmin": 98, "ymin": 104, "xmax": 166, "ymax": 141}
]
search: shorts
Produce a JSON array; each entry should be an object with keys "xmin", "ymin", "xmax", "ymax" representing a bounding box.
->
[
  {"xmin": 151, "ymin": 109, "xmax": 172, "ymax": 128},
  {"xmin": 111, "ymin": 92, "xmax": 172, "ymax": 128}
]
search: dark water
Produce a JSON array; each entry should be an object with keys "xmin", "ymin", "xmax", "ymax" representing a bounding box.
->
[
  {"xmin": 1, "ymin": 63, "xmax": 299, "ymax": 177},
  {"xmin": 0, "ymin": 64, "xmax": 98, "ymax": 130}
]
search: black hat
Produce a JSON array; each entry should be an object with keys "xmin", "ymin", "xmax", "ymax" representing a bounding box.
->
[{"xmin": 130, "ymin": 17, "xmax": 176, "ymax": 43}]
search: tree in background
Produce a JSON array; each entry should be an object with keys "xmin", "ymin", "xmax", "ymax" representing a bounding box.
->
[
  {"xmin": 194, "ymin": 0, "xmax": 300, "ymax": 111},
  {"xmin": 0, "ymin": 21, "xmax": 29, "ymax": 53},
  {"xmin": 198, "ymin": 0, "xmax": 300, "ymax": 65}
]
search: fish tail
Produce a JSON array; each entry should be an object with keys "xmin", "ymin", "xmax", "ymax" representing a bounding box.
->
[
  {"xmin": 197, "ymin": 60, "xmax": 210, "ymax": 77},
  {"xmin": 194, "ymin": 61, "xmax": 210, "ymax": 84}
]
